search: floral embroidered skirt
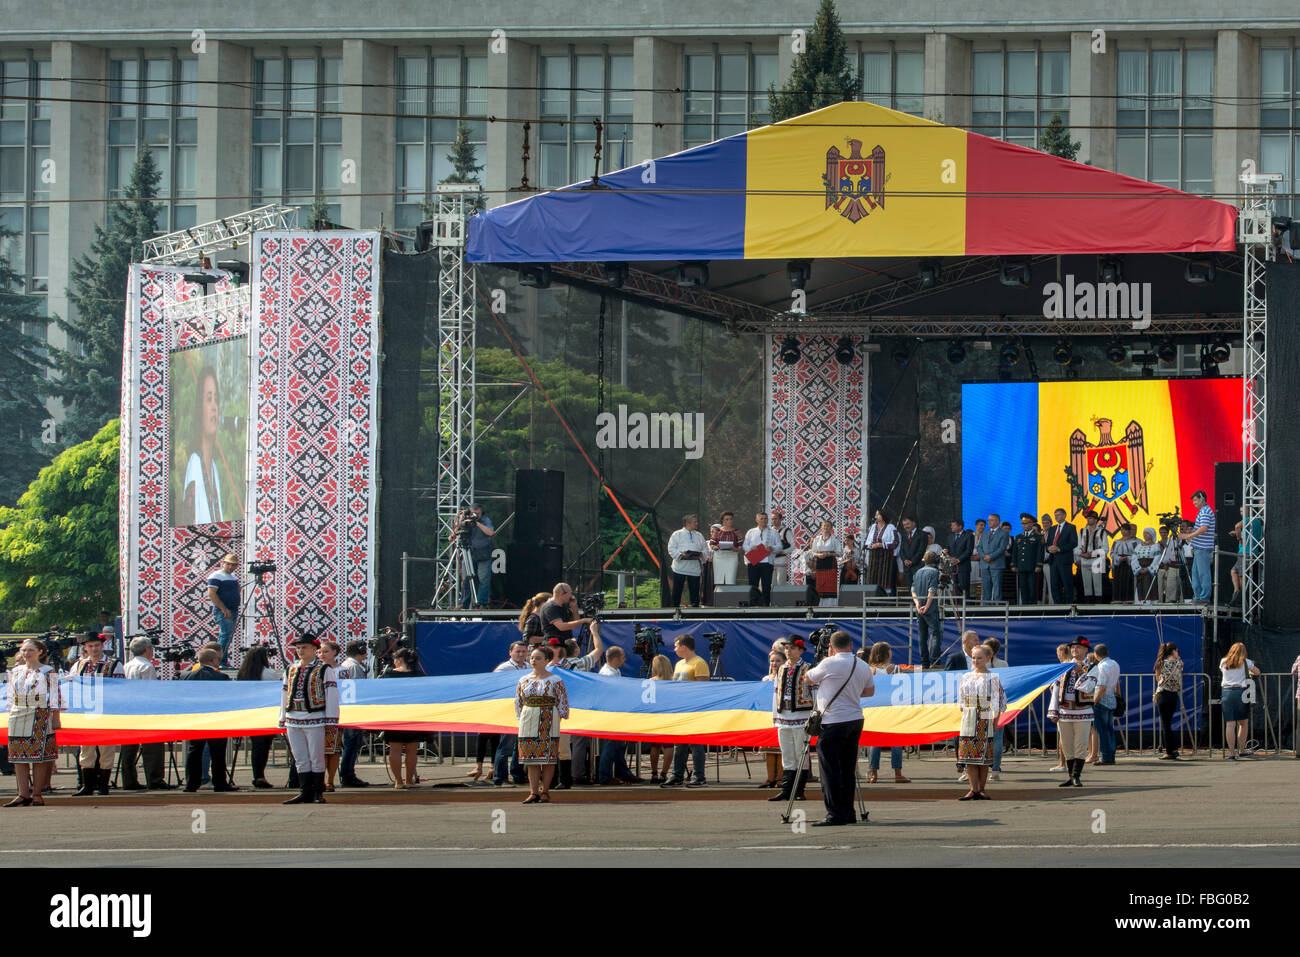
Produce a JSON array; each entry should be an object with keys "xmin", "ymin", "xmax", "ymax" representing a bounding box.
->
[
  {"xmin": 957, "ymin": 720, "xmax": 994, "ymax": 765},
  {"xmin": 324, "ymin": 726, "xmax": 341, "ymax": 755},
  {"xmin": 8, "ymin": 708, "xmax": 57, "ymax": 763},
  {"xmin": 517, "ymin": 735, "xmax": 560, "ymax": 765}
]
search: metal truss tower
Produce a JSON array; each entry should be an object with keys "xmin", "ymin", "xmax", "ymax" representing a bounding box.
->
[
  {"xmin": 431, "ymin": 185, "xmax": 478, "ymax": 609},
  {"xmin": 1239, "ymin": 173, "xmax": 1277, "ymax": 626}
]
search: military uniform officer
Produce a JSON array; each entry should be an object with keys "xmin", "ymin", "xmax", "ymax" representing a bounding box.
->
[{"xmin": 1009, "ymin": 513, "xmax": 1044, "ymax": 605}]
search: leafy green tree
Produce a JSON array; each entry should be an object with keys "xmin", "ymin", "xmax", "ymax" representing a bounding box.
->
[
  {"xmin": 307, "ymin": 194, "xmax": 332, "ymax": 229},
  {"xmin": 767, "ymin": 0, "xmax": 861, "ymax": 123},
  {"xmin": 0, "ymin": 419, "xmax": 119, "ymax": 630},
  {"xmin": 51, "ymin": 146, "xmax": 161, "ymax": 447},
  {"xmin": 0, "ymin": 227, "xmax": 53, "ymax": 505},
  {"xmin": 1038, "ymin": 112, "xmax": 1081, "ymax": 160}
]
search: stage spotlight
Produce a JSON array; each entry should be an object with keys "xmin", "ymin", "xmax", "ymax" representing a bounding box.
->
[
  {"xmin": 1210, "ymin": 336, "xmax": 1231, "ymax": 364},
  {"xmin": 1052, "ymin": 338, "xmax": 1073, "ymax": 366},
  {"xmin": 891, "ymin": 340, "xmax": 912, "ymax": 367},
  {"xmin": 1200, "ymin": 347, "xmax": 1220, "ymax": 378},
  {"xmin": 998, "ymin": 258, "xmax": 1031, "ymax": 287},
  {"xmin": 1098, "ymin": 257, "xmax": 1122, "ymax": 283},
  {"xmin": 780, "ymin": 336, "xmax": 801, "ymax": 365},
  {"xmin": 999, "ymin": 338, "xmax": 1021, "ymax": 367},
  {"xmin": 597, "ymin": 262, "xmax": 628, "ymax": 288},
  {"xmin": 518, "ymin": 263, "xmax": 552, "ymax": 288},
  {"xmin": 1184, "ymin": 259, "xmax": 1216, "ymax": 284},
  {"xmin": 787, "ymin": 260, "xmax": 812, "ymax": 292},
  {"xmin": 1155, "ymin": 338, "xmax": 1178, "ymax": 364},
  {"xmin": 1105, "ymin": 338, "xmax": 1127, "ymax": 366},
  {"xmin": 917, "ymin": 259, "xmax": 941, "ymax": 289},
  {"xmin": 834, "ymin": 336, "xmax": 855, "ymax": 365},
  {"xmin": 946, "ymin": 339, "xmax": 966, "ymax": 365},
  {"xmin": 675, "ymin": 261, "xmax": 710, "ymax": 288}
]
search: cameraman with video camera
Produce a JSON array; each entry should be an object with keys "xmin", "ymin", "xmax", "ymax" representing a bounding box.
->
[
  {"xmin": 540, "ymin": 583, "xmax": 597, "ymax": 643},
  {"xmin": 455, "ymin": 503, "xmax": 496, "ymax": 609}
]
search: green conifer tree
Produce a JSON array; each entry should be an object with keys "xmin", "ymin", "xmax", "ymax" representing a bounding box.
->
[
  {"xmin": 767, "ymin": 0, "xmax": 861, "ymax": 123},
  {"xmin": 1038, "ymin": 112, "xmax": 1082, "ymax": 161},
  {"xmin": 0, "ymin": 227, "xmax": 53, "ymax": 504}
]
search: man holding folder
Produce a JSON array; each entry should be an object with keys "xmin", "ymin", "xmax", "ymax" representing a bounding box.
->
[{"xmin": 743, "ymin": 511, "xmax": 781, "ymax": 607}]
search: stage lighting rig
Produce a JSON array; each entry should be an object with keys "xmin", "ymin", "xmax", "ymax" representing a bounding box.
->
[
  {"xmin": 1051, "ymin": 338, "xmax": 1073, "ymax": 366},
  {"xmin": 597, "ymin": 262, "xmax": 628, "ymax": 288},
  {"xmin": 917, "ymin": 259, "xmax": 941, "ymax": 289},
  {"xmin": 834, "ymin": 336, "xmax": 855, "ymax": 365},
  {"xmin": 998, "ymin": 338, "xmax": 1021, "ymax": 367},
  {"xmin": 1155, "ymin": 338, "xmax": 1178, "ymax": 364},
  {"xmin": 890, "ymin": 339, "xmax": 912, "ymax": 368},
  {"xmin": 675, "ymin": 261, "xmax": 710, "ymax": 288},
  {"xmin": 787, "ymin": 260, "xmax": 812, "ymax": 292},
  {"xmin": 998, "ymin": 258, "xmax": 1031, "ymax": 287},
  {"xmin": 780, "ymin": 336, "xmax": 801, "ymax": 365},
  {"xmin": 946, "ymin": 340, "xmax": 966, "ymax": 365},
  {"xmin": 1098, "ymin": 257, "xmax": 1122, "ymax": 283},
  {"xmin": 1209, "ymin": 336, "xmax": 1231, "ymax": 364},
  {"xmin": 518, "ymin": 263, "xmax": 552, "ymax": 288},
  {"xmin": 1105, "ymin": 338, "xmax": 1127, "ymax": 366},
  {"xmin": 1184, "ymin": 259, "xmax": 1216, "ymax": 284},
  {"xmin": 1199, "ymin": 345, "xmax": 1220, "ymax": 378}
]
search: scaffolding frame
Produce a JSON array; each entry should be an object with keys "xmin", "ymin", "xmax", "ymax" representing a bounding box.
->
[
  {"xmin": 431, "ymin": 186, "xmax": 478, "ymax": 609},
  {"xmin": 1239, "ymin": 173, "xmax": 1277, "ymax": 626},
  {"xmin": 141, "ymin": 205, "xmax": 299, "ymax": 266}
]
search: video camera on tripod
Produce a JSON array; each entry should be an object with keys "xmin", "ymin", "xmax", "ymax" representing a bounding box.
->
[
  {"xmin": 632, "ymin": 622, "xmax": 663, "ymax": 661},
  {"xmin": 1157, "ymin": 510, "xmax": 1185, "ymax": 534},
  {"xmin": 807, "ymin": 623, "xmax": 838, "ymax": 663},
  {"xmin": 156, "ymin": 642, "xmax": 197, "ymax": 665},
  {"xmin": 35, "ymin": 628, "xmax": 81, "ymax": 671},
  {"xmin": 576, "ymin": 592, "xmax": 606, "ymax": 620},
  {"xmin": 248, "ymin": 559, "xmax": 277, "ymax": 576}
]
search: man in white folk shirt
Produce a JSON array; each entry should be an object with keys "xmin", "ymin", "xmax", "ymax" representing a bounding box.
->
[
  {"xmin": 667, "ymin": 514, "xmax": 707, "ymax": 608},
  {"xmin": 743, "ymin": 511, "xmax": 782, "ymax": 607},
  {"xmin": 803, "ymin": 631, "xmax": 875, "ymax": 826},
  {"xmin": 770, "ymin": 510, "xmax": 795, "ymax": 586},
  {"xmin": 278, "ymin": 633, "xmax": 340, "ymax": 805},
  {"xmin": 492, "ymin": 641, "xmax": 530, "ymax": 786}
]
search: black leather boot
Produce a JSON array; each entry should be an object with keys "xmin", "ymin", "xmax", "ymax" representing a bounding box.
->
[
  {"xmin": 767, "ymin": 770, "xmax": 795, "ymax": 802},
  {"xmin": 1058, "ymin": 759, "xmax": 1077, "ymax": 787},
  {"xmin": 74, "ymin": 769, "xmax": 96, "ymax": 797},
  {"xmin": 96, "ymin": 769, "xmax": 111, "ymax": 796},
  {"xmin": 1071, "ymin": 758, "xmax": 1084, "ymax": 787},
  {"xmin": 313, "ymin": 772, "xmax": 327, "ymax": 803},
  {"xmin": 553, "ymin": 760, "xmax": 572, "ymax": 790},
  {"xmin": 282, "ymin": 774, "xmax": 313, "ymax": 804}
]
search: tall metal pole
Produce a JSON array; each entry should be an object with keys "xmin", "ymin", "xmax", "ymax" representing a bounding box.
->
[
  {"xmin": 1239, "ymin": 173, "xmax": 1276, "ymax": 626},
  {"xmin": 431, "ymin": 185, "xmax": 477, "ymax": 609}
]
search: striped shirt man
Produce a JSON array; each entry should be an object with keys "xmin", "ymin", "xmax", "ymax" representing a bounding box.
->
[{"xmin": 1191, "ymin": 503, "xmax": 1216, "ymax": 549}]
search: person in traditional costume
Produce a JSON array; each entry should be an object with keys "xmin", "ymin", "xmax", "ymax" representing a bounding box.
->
[
  {"xmin": 278, "ymin": 632, "xmax": 339, "ymax": 805},
  {"xmin": 956, "ymin": 645, "xmax": 1007, "ymax": 800},
  {"xmin": 68, "ymin": 632, "xmax": 125, "ymax": 797},
  {"xmin": 516, "ymin": 645, "xmax": 569, "ymax": 804},
  {"xmin": 863, "ymin": 509, "xmax": 899, "ymax": 595},
  {"xmin": 318, "ymin": 640, "xmax": 344, "ymax": 792},
  {"xmin": 769, "ymin": 637, "xmax": 815, "ymax": 803},
  {"xmin": 1047, "ymin": 638, "xmax": 1096, "ymax": 787},
  {"xmin": 5, "ymin": 639, "xmax": 63, "ymax": 806}
]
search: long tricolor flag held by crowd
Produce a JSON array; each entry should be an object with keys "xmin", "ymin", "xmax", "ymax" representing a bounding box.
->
[{"xmin": 0, "ymin": 664, "xmax": 1070, "ymax": 747}]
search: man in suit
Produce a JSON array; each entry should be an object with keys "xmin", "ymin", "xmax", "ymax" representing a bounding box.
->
[
  {"xmin": 946, "ymin": 519, "xmax": 975, "ymax": 599},
  {"xmin": 976, "ymin": 512, "xmax": 1010, "ymax": 604},
  {"xmin": 179, "ymin": 647, "xmax": 239, "ymax": 793},
  {"xmin": 897, "ymin": 517, "xmax": 928, "ymax": 591},
  {"xmin": 944, "ymin": 630, "xmax": 982, "ymax": 671},
  {"xmin": 1010, "ymin": 512, "xmax": 1044, "ymax": 605},
  {"xmin": 1045, "ymin": 507, "xmax": 1079, "ymax": 604}
]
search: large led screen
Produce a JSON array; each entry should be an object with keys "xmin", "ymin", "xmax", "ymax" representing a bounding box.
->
[{"xmin": 168, "ymin": 337, "xmax": 248, "ymax": 525}]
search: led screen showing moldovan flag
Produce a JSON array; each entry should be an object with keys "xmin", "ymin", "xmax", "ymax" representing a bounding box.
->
[{"xmin": 961, "ymin": 378, "xmax": 1241, "ymax": 533}]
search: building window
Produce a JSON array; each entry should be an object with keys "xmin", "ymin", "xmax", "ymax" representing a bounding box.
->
[
  {"xmin": 972, "ymin": 46, "xmax": 1069, "ymax": 146},
  {"xmin": 108, "ymin": 53, "xmax": 198, "ymax": 232},
  {"xmin": 1116, "ymin": 44, "xmax": 1214, "ymax": 195},
  {"xmin": 253, "ymin": 52, "xmax": 342, "ymax": 223},
  {"xmin": 1261, "ymin": 45, "xmax": 1298, "ymax": 216},
  {"xmin": 857, "ymin": 46, "xmax": 924, "ymax": 117},
  {"xmin": 682, "ymin": 47, "xmax": 778, "ymax": 150},
  {"xmin": 0, "ymin": 56, "xmax": 50, "ymax": 308},
  {"xmin": 394, "ymin": 50, "xmax": 487, "ymax": 229},
  {"xmin": 538, "ymin": 49, "xmax": 634, "ymax": 189}
]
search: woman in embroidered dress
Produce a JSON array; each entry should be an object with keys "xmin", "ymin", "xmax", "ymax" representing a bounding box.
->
[
  {"xmin": 863, "ymin": 509, "xmax": 899, "ymax": 596},
  {"xmin": 709, "ymin": 511, "xmax": 744, "ymax": 587},
  {"xmin": 956, "ymin": 645, "xmax": 1006, "ymax": 801},
  {"xmin": 319, "ymin": 640, "xmax": 344, "ymax": 791},
  {"xmin": 757, "ymin": 650, "xmax": 786, "ymax": 788},
  {"xmin": 5, "ymin": 639, "xmax": 63, "ymax": 807},
  {"xmin": 516, "ymin": 646, "xmax": 570, "ymax": 804}
]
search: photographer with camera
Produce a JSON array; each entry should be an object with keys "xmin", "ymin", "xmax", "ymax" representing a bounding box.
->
[
  {"xmin": 455, "ymin": 504, "xmax": 496, "ymax": 609},
  {"xmin": 668, "ymin": 514, "xmax": 707, "ymax": 608},
  {"xmin": 206, "ymin": 553, "xmax": 240, "ymax": 666},
  {"xmin": 540, "ymin": 583, "xmax": 597, "ymax": 643}
]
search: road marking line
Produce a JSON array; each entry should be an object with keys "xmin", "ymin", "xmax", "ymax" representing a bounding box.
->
[{"xmin": 941, "ymin": 843, "xmax": 1300, "ymax": 849}]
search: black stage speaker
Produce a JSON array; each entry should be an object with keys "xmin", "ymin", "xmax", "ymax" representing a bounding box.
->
[
  {"xmin": 838, "ymin": 584, "xmax": 882, "ymax": 605},
  {"xmin": 1264, "ymin": 262, "xmax": 1300, "ymax": 629},
  {"xmin": 514, "ymin": 469, "xmax": 564, "ymax": 544},
  {"xmin": 506, "ymin": 543, "xmax": 563, "ymax": 608},
  {"xmin": 770, "ymin": 584, "xmax": 810, "ymax": 608},
  {"xmin": 711, "ymin": 585, "xmax": 751, "ymax": 608},
  {"xmin": 1214, "ymin": 461, "xmax": 1243, "ymax": 601}
]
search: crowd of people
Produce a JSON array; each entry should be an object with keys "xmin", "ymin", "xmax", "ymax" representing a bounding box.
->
[{"xmin": 666, "ymin": 491, "xmax": 1248, "ymax": 610}]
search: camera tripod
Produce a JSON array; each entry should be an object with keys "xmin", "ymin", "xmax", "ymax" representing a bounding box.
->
[
  {"xmin": 779, "ymin": 722, "xmax": 869, "ymax": 825},
  {"xmin": 237, "ymin": 570, "xmax": 283, "ymax": 659}
]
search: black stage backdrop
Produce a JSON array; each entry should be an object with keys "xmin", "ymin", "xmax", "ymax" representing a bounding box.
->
[{"xmin": 1263, "ymin": 261, "xmax": 1300, "ymax": 631}]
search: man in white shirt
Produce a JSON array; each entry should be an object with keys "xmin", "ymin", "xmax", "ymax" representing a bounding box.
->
[
  {"xmin": 121, "ymin": 637, "xmax": 169, "ymax": 791},
  {"xmin": 492, "ymin": 641, "xmax": 530, "ymax": 787},
  {"xmin": 770, "ymin": 510, "xmax": 794, "ymax": 586},
  {"xmin": 804, "ymin": 631, "xmax": 874, "ymax": 826},
  {"xmin": 743, "ymin": 511, "xmax": 782, "ymax": 607},
  {"xmin": 1090, "ymin": 643, "xmax": 1122, "ymax": 766},
  {"xmin": 335, "ymin": 639, "xmax": 371, "ymax": 787},
  {"xmin": 595, "ymin": 647, "xmax": 643, "ymax": 785},
  {"xmin": 667, "ymin": 514, "xmax": 707, "ymax": 608}
]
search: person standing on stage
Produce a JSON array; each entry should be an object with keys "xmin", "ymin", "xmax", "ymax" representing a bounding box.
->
[
  {"xmin": 5, "ymin": 639, "xmax": 63, "ymax": 806},
  {"xmin": 206, "ymin": 553, "xmax": 240, "ymax": 666},
  {"xmin": 1077, "ymin": 510, "xmax": 1109, "ymax": 603},
  {"xmin": 1110, "ymin": 523, "xmax": 1138, "ymax": 603},
  {"xmin": 668, "ymin": 514, "xmax": 707, "ymax": 608},
  {"xmin": 1132, "ymin": 527, "xmax": 1161, "ymax": 603},
  {"xmin": 770, "ymin": 510, "xmax": 795, "ymax": 586},
  {"xmin": 769, "ymin": 637, "xmax": 815, "ymax": 803},
  {"xmin": 803, "ymin": 520, "xmax": 842, "ymax": 607},
  {"xmin": 1009, "ymin": 513, "xmax": 1044, "ymax": 605},
  {"xmin": 1179, "ymin": 490, "xmax": 1217, "ymax": 605},
  {"xmin": 945, "ymin": 519, "xmax": 974, "ymax": 600},
  {"xmin": 976, "ymin": 513, "xmax": 1009, "ymax": 605},
  {"xmin": 69, "ymin": 632, "xmax": 124, "ymax": 797},
  {"xmin": 1048, "ymin": 639, "xmax": 1096, "ymax": 787},
  {"xmin": 911, "ymin": 552, "xmax": 942, "ymax": 668},
  {"xmin": 1045, "ymin": 508, "xmax": 1079, "ymax": 604},
  {"xmin": 456, "ymin": 503, "xmax": 496, "ymax": 609},
  {"xmin": 278, "ymin": 633, "xmax": 340, "ymax": 805},
  {"xmin": 896, "ymin": 517, "xmax": 927, "ymax": 591},
  {"xmin": 708, "ymin": 511, "xmax": 744, "ymax": 589},
  {"xmin": 863, "ymin": 509, "xmax": 898, "ymax": 596},
  {"xmin": 743, "ymin": 511, "xmax": 782, "ymax": 607},
  {"xmin": 804, "ymin": 631, "xmax": 874, "ymax": 826}
]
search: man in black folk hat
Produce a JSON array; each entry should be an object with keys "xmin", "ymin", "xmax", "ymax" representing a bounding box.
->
[{"xmin": 279, "ymin": 632, "xmax": 339, "ymax": 805}]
